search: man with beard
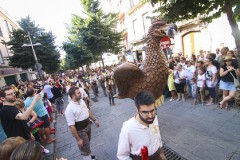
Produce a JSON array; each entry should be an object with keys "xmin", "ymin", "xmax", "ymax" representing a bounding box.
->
[
  {"xmin": 65, "ymin": 87, "xmax": 99, "ymax": 160},
  {"xmin": 117, "ymin": 91, "xmax": 166, "ymax": 160},
  {"xmin": 0, "ymin": 87, "xmax": 40, "ymax": 140}
]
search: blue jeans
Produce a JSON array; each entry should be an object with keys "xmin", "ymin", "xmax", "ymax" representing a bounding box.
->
[{"xmin": 186, "ymin": 80, "xmax": 192, "ymax": 97}]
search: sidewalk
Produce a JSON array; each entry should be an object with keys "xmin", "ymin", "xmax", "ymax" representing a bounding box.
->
[{"xmin": 55, "ymin": 90, "xmax": 240, "ymax": 160}]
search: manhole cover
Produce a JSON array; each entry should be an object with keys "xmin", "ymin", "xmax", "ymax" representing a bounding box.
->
[{"xmin": 162, "ymin": 144, "xmax": 187, "ymax": 160}]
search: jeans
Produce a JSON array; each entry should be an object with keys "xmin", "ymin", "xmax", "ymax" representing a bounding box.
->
[{"xmin": 186, "ymin": 80, "xmax": 192, "ymax": 97}]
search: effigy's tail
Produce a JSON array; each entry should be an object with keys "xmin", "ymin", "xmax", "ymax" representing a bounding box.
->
[{"xmin": 155, "ymin": 95, "xmax": 164, "ymax": 108}]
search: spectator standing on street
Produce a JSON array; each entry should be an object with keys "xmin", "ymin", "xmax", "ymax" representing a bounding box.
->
[
  {"xmin": 44, "ymin": 81, "xmax": 56, "ymax": 112},
  {"xmin": 219, "ymin": 55, "xmax": 240, "ymax": 109},
  {"xmin": 51, "ymin": 82, "xmax": 64, "ymax": 115},
  {"xmin": 217, "ymin": 47, "xmax": 229, "ymax": 67},
  {"xmin": 0, "ymin": 136, "xmax": 25, "ymax": 160},
  {"xmin": 10, "ymin": 140, "xmax": 42, "ymax": 160},
  {"xmin": 185, "ymin": 61, "xmax": 196, "ymax": 98},
  {"xmin": 24, "ymin": 88, "xmax": 55, "ymax": 144},
  {"xmin": 65, "ymin": 87, "xmax": 99, "ymax": 160},
  {"xmin": 117, "ymin": 91, "xmax": 165, "ymax": 160},
  {"xmin": 174, "ymin": 64, "xmax": 187, "ymax": 101},
  {"xmin": 205, "ymin": 58, "xmax": 218, "ymax": 105},
  {"xmin": 0, "ymin": 87, "xmax": 40, "ymax": 140}
]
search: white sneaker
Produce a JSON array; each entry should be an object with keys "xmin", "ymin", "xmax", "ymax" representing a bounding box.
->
[
  {"xmin": 182, "ymin": 98, "xmax": 185, "ymax": 101},
  {"xmin": 83, "ymin": 155, "xmax": 91, "ymax": 160},
  {"xmin": 43, "ymin": 148, "xmax": 50, "ymax": 154},
  {"xmin": 177, "ymin": 98, "xmax": 181, "ymax": 101},
  {"xmin": 169, "ymin": 98, "xmax": 174, "ymax": 101}
]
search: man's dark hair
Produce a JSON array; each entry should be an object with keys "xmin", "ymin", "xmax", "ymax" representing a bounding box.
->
[
  {"xmin": 26, "ymin": 88, "xmax": 35, "ymax": 97},
  {"xmin": 134, "ymin": 91, "xmax": 155, "ymax": 109},
  {"xmin": 68, "ymin": 87, "xmax": 79, "ymax": 98},
  {"xmin": 0, "ymin": 86, "xmax": 12, "ymax": 97}
]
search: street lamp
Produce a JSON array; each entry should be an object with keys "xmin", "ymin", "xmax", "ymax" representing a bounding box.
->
[{"xmin": 21, "ymin": 32, "xmax": 43, "ymax": 80}]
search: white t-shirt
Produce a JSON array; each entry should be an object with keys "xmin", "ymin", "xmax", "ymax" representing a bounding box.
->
[
  {"xmin": 65, "ymin": 99, "xmax": 89, "ymax": 126},
  {"xmin": 117, "ymin": 117, "xmax": 163, "ymax": 160},
  {"xmin": 44, "ymin": 85, "xmax": 53, "ymax": 99},
  {"xmin": 206, "ymin": 66, "xmax": 218, "ymax": 87},
  {"xmin": 174, "ymin": 70, "xmax": 187, "ymax": 84},
  {"xmin": 185, "ymin": 65, "xmax": 196, "ymax": 80},
  {"xmin": 197, "ymin": 73, "xmax": 206, "ymax": 88}
]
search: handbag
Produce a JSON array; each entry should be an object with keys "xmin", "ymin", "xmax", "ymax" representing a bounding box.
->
[
  {"xmin": 229, "ymin": 72, "xmax": 240, "ymax": 88},
  {"xmin": 177, "ymin": 71, "xmax": 186, "ymax": 85}
]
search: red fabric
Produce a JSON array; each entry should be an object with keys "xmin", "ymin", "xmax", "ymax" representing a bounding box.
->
[{"xmin": 141, "ymin": 146, "xmax": 149, "ymax": 160}]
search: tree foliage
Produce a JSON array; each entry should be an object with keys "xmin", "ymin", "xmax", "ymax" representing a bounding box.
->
[
  {"xmin": 4, "ymin": 16, "xmax": 60, "ymax": 74},
  {"xmin": 63, "ymin": 0, "xmax": 122, "ymax": 68},
  {"xmin": 148, "ymin": 0, "xmax": 240, "ymax": 52}
]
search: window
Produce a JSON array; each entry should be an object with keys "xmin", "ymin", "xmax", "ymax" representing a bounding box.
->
[
  {"xmin": 5, "ymin": 20, "xmax": 10, "ymax": 34},
  {"xmin": 130, "ymin": 0, "xmax": 140, "ymax": 8},
  {"xmin": 0, "ymin": 50, "xmax": 4, "ymax": 64},
  {"xmin": 0, "ymin": 27, "xmax": 3, "ymax": 37},
  {"xmin": 132, "ymin": 19, "xmax": 137, "ymax": 40},
  {"xmin": 142, "ymin": 12, "xmax": 151, "ymax": 38}
]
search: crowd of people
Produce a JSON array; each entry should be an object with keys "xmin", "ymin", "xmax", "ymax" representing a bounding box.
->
[
  {"xmin": 167, "ymin": 47, "xmax": 240, "ymax": 109},
  {"xmin": 0, "ymin": 65, "xmax": 118, "ymax": 159},
  {"xmin": 0, "ymin": 46, "xmax": 239, "ymax": 159}
]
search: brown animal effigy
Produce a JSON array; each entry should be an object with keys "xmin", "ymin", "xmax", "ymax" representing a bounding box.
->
[{"xmin": 113, "ymin": 18, "xmax": 176, "ymax": 105}]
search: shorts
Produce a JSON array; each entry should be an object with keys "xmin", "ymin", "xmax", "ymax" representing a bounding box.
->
[
  {"xmin": 49, "ymin": 97, "xmax": 55, "ymax": 103},
  {"xmin": 39, "ymin": 114, "xmax": 50, "ymax": 128},
  {"xmin": 219, "ymin": 80, "xmax": 237, "ymax": 91}
]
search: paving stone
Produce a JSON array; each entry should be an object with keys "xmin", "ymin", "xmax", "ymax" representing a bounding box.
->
[{"xmin": 54, "ymin": 89, "xmax": 240, "ymax": 160}]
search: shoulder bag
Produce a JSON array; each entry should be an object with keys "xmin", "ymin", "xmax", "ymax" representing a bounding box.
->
[{"xmin": 229, "ymin": 72, "xmax": 240, "ymax": 88}]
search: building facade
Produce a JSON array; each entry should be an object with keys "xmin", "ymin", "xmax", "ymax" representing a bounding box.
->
[
  {"xmin": 0, "ymin": 7, "xmax": 34, "ymax": 87},
  {"xmin": 104, "ymin": 0, "xmax": 239, "ymax": 62}
]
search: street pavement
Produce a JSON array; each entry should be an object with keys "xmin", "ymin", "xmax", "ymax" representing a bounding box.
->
[{"xmin": 55, "ymin": 89, "xmax": 240, "ymax": 160}]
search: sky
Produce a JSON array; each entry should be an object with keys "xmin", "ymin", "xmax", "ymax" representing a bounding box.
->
[{"xmin": 0, "ymin": 0, "xmax": 85, "ymax": 47}]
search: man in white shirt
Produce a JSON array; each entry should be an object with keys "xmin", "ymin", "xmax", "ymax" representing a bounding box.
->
[
  {"xmin": 67, "ymin": 82, "xmax": 92, "ymax": 109},
  {"xmin": 117, "ymin": 91, "xmax": 165, "ymax": 160},
  {"xmin": 65, "ymin": 87, "xmax": 99, "ymax": 160}
]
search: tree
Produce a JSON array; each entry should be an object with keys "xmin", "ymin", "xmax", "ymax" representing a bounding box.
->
[
  {"xmin": 62, "ymin": 42, "xmax": 93, "ymax": 70},
  {"xmin": 149, "ymin": 0, "xmax": 240, "ymax": 55},
  {"xmin": 4, "ymin": 16, "xmax": 60, "ymax": 74},
  {"xmin": 65, "ymin": 0, "xmax": 122, "ymax": 67}
]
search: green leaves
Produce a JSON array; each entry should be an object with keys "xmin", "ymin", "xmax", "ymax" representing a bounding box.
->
[
  {"xmin": 5, "ymin": 16, "xmax": 60, "ymax": 74},
  {"xmin": 62, "ymin": 0, "xmax": 122, "ymax": 69}
]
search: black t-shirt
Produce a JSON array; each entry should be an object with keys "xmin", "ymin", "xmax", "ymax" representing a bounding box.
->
[
  {"xmin": 0, "ymin": 105, "xmax": 31, "ymax": 140},
  {"xmin": 51, "ymin": 86, "xmax": 63, "ymax": 99},
  {"xmin": 221, "ymin": 65, "xmax": 237, "ymax": 82}
]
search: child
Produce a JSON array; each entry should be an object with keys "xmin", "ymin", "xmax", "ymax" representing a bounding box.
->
[
  {"xmin": 197, "ymin": 67, "xmax": 206, "ymax": 105},
  {"xmin": 190, "ymin": 78, "xmax": 197, "ymax": 105}
]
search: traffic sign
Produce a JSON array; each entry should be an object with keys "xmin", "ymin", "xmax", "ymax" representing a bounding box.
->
[{"xmin": 160, "ymin": 37, "xmax": 171, "ymax": 49}]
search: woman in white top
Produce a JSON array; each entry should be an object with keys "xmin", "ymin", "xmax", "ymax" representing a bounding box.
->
[
  {"xmin": 185, "ymin": 61, "xmax": 196, "ymax": 97},
  {"xmin": 205, "ymin": 58, "xmax": 218, "ymax": 105},
  {"xmin": 174, "ymin": 64, "xmax": 187, "ymax": 101}
]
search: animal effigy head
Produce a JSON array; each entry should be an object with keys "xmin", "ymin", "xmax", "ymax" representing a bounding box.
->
[{"xmin": 148, "ymin": 17, "xmax": 177, "ymax": 39}]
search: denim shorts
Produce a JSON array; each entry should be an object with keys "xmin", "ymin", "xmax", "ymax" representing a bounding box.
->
[{"xmin": 219, "ymin": 80, "xmax": 237, "ymax": 91}]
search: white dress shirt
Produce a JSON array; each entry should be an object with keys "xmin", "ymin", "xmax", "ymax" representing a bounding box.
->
[{"xmin": 117, "ymin": 116, "xmax": 163, "ymax": 160}]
